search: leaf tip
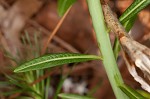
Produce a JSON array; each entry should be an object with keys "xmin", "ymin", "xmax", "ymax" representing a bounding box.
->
[
  {"xmin": 13, "ymin": 69, "xmax": 19, "ymax": 73},
  {"xmin": 14, "ymin": 67, "xmax": 22, "ymax": 73}
]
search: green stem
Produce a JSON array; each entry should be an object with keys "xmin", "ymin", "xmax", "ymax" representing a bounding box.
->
[
  {"xmin": 86, "ymin": 0, "xmax": 128, "ymax": 99},
  {"xmin": 45, "ymin": 78, "xmax": 50, "ymax": 99},
  {"xmin": 54, "ymin": 75, "xmax": 65, "ymax": 99}
]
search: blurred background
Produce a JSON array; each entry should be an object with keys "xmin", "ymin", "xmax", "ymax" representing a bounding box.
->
[{"xmin": 0, "ymin": 0, "xmax": 149, "ymax": 99}]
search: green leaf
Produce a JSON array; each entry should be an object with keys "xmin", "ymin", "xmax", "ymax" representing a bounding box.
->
[
  {"xmin": 137, "ymin": 90, "xmax": 150, "ymax": 99},
  {"xmin": 5, "ymin": 75, "xmax": 42, "ymax": 97},
  {"xmin": 119, "ymin": 0, "xmax": 150, "ymax": 24},
  {"xmin": 45, "ymin": 78, "xmax": 50, "ymax": 99},
  {"xmin": 14, "ymin": 53, "xmax": 101, "ymax": 73},
  {"xmin": 58, "ymin": 0, "xmax": 76, "ymax": 16},
  {"xmin": 6, "ymin": 75, "xmax": 32, "ymax": 91},
  {"xmin": 121, "ymin": 14, "xmax": 137, "ymax": 32},
  {"xmin": 58, "ymin": 93, "xmax": 95, "ymax": 99},
  {"xmin": 119, "ymin": 84, "xmax": 146, "ymax": 99}
]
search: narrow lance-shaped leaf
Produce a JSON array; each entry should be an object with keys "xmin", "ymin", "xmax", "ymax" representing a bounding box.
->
[
  {"xmin": 58, "ymin": 0, "xmax": 76, "ymax": 16},
  {"xmin": 115, "ymin": 75, "xmax": 147, "ymax": 99},
  {"xmin": 14, "ymin": 53, "xmax": 101, "ymax": 73},
  {"xmin": 58, "ymin": 93, "xmax": 95, "ymax": 99},
  {"xmin": 119, "ymin": 0, "xmax": 150, "ymax": 24},
  {"xmin": 118, "ymin": 84, "xmax": 146, "ymax": 99},
  {"xmin": 5, "ymin": 75, "xmax": 42, "ymax": 97},
  {"xmin": 137, "ymin": 90, "xmax": 150, "ymax": 98}
]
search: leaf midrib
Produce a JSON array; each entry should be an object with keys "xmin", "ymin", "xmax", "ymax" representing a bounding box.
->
[
  {"xmin": 120, "ymin": 0, "xmax": 146, "ymax": 22},
  {"xmin": 15, "ymin": 55, "xmax": 101, "ymax": 71}
]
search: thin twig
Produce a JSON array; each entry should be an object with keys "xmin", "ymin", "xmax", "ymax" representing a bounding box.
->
[
  {"xmin": 28, "ymin": 20, "xmax": 79, "ymax": 53},
  {"xmin": 41, "ymin": 7, "xmax": 71, "ymax": 54},
  {"xmin": 8, "ymin": 93, "xmax": 21, "ymax": 99}
]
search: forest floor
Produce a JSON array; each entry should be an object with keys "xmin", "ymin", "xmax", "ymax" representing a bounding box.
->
[{"xmin": 0, "ymin": 0, "xmax": 149, "ymax": 99}]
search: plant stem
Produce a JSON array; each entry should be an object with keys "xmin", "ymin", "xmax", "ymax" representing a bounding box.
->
[
  {"xmin": 53, "ymin": 75, "xmax": 65, "ymax": 99},
  {"xmin": 86, "ymin": 0, "xmax": 128, "ymax": 98},
  {"xmin": 45, "ymin": 78, "xmax": 50, "ymax": 99}
]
